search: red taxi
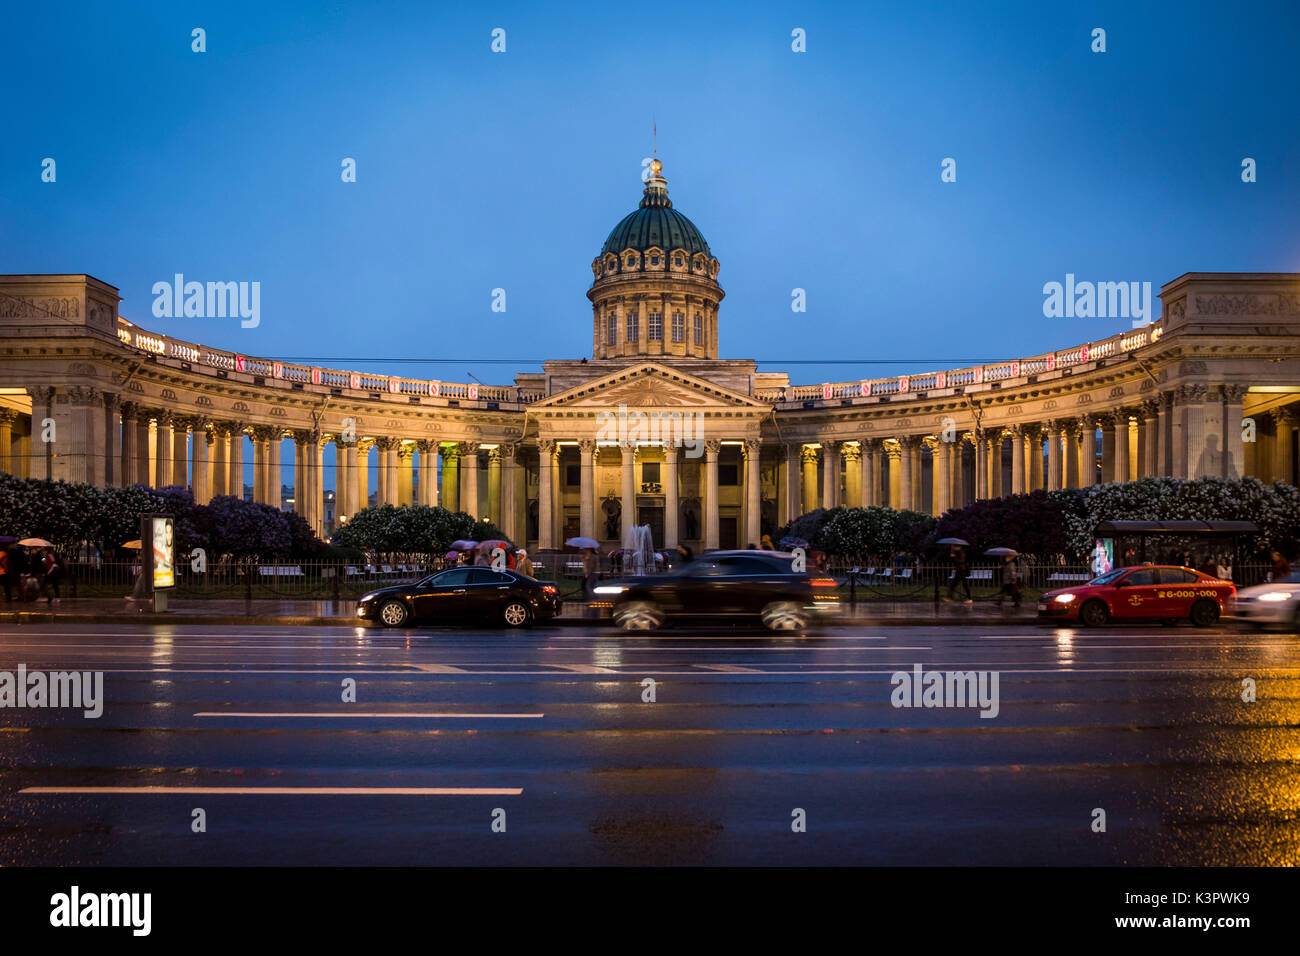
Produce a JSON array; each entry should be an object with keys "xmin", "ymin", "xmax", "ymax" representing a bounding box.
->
[{"xmin": 1038, "ymin": 565, "xmax": 1234, "ymax": 628}]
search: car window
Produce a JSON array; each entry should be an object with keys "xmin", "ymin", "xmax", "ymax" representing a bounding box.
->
[
  {"xmin": 430, "ymin": 568, "xmax": 472, "ymax": 586},
  {"xmin": 682, "ymin": 561, "xmax": 726, "ymax": 577},
  {"xmin": 1159, "ymin": 568, "xmax": 1199, "ymax": 585},
  {"xmin": 1089, "ymin": 569, "xmax": 1125, "ymax": 586},
  {"xmin": 467, "ymin": 568, "xmax": 511, "ymax": 584},
  {"xmin": 1123, "ymin": 569, "xmax": 1158, "ymax": 586},
  {"xmin": 717, "ymin": 556, "xmax": 781, "ymax": 575}
]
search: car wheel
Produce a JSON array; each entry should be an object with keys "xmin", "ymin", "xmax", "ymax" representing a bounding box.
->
[
  {"xmin": 762, "ymin": 601, "xmax": 808, "ymax": 632},
  {"xmin": 1079, "ymin": 599, "xmax": 1109, "ymax": 628},
  {"xmin": 378, "ymin": 599, "xmax": 410, "ymax": 628},
  {"xmin": 1189, "ymin": 599, "xmax": 1220, "ymax": 628},
  {"xmin": 502, "ymin": 601, "xmax": 531, "ymax": 628},
  {"xmin": 613, "ymin": 600, "xmax": 662, "ymax": 631}
]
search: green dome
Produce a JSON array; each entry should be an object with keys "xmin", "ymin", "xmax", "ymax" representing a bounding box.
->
[{"xmin": 600, "ymin": 163, "xmax": 711, "ymax": 258}]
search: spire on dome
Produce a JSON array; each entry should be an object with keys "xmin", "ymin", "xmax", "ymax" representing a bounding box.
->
[{"xmin": 640, "ymin": 157, "xmax": 672, "ymax": 209}]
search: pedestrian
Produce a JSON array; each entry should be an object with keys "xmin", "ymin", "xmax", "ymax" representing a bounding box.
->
[
  {"xmin": 515, "ymin": 549, "xmax": 534, "ymax": 577},
  {"xmin": 760, "ymin": 534, "xmax": 775, "ymax": 551},
  {"xmin": 947, "ymin": 546, "xmax": 971, "ymax": 602},
  {"xmin": 43, "ymin": 549, "xmax": 65, "ymax": 605},
  {"xmin": 581, "ymin": 547, "xmax": 599, "ymax": 599},
  {"xmin": 1270, "ymin": 551, "xmax": 1290, "ymax": 582},
  {"xmin": 997, "ymin": 555, "xmax": 1022, "ymax": 608},
  {"xmin": 0, "ymin": 547, "xmax": 11, "ymax": 602},
  {"xmin": 1199, "ymin": 556, "xmax": 1218, "ymax": 578},
  {"xmin": 676, "ymin": 543, "xmax": 693, "ymax": 566}
]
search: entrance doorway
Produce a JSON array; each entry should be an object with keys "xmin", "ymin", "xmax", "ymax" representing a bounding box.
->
[
  {"xmin": 720, "ymin": 516, "xmax": 738, "ymax": 549},
  {"xmin": 637, "ymin": 503, "xmax": 664, "ymax": 547}
]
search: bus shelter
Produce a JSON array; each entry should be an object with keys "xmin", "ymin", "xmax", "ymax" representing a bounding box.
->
[{"xmin": 1092, "ymin": 520, "xmax": 1259, "ymax": 583}]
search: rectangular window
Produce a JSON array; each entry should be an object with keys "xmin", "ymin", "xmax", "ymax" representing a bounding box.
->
[
  {"xmin": 718, "ymin": 463, "xmax": 739, "ymax": 486},
  {"xmin": 672, "ymin": 312, "xmax": 684, "ymax": 342},
  {"xmin": 641, "ymin": 462, "xmax": 661, "ymax": 483},
  {"xmin": 606, "ymin": 314, "xmax": 616, "ymax": 345},
  {"xmin": 565, "ymin": 464, "xmax": 580, "ymax": 486},
  {"xmin": 648, "ymin": 311, "xmax": 663, "ymax": 341},
  {"xmin": 693, "ymin": 313, "xmax": 703, "ymax": 345},
  {"xmin": 626, "ymin": 312, "xmax": 639, "ymax": 342}
]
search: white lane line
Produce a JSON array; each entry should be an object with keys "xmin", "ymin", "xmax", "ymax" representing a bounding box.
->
[
  {"xmin": 194, "ymin": 711, "xmax": 542, "ymax": 719},
  {"xmin": 553, "ymin": 664, "xmax": 620, "ymax": 673},
  {"xmin": 20, "ymin": 786, "xmax": 521, "ymax": 796},
  {"xmin": 695, "ymin": 664, "xmax": 764, "ymax": 673},
  {"xmin": 406, "ymin": 664, "xmax": 468, "ymax": 673}
]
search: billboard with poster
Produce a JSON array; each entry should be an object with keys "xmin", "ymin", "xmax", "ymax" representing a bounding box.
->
[{"xmin": 145, "ymin": 515, "xmax": 175, "ymax": 590}]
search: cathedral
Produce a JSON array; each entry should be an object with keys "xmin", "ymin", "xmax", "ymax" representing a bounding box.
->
[{"xmin": 1, "ymin": 160, "xmax": 1298, "ymax": 553}]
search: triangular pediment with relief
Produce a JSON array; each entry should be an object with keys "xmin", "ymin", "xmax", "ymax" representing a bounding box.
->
[{"xmin": 531, "ymin": 363, "xmax": 768, "ymax": 411}]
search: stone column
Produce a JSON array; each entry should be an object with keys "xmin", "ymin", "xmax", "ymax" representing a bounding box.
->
[
  {"xmin": 372, "ymin": 437, "xmax": 391, "ymax": 506},
  {"xmin": 620, "ymin": 441, "xmax": 636, "ymax": 543},
  {"xmin": 1273, "ymin": 406, "xmax": 1296, "ymax": 486},
  {"xmin": 821, "ymin": 440, "xmax": 840, "ymax": 509},
  {"xmin": 1221, "ymin": 385, "xmax": 1246, "ymax": 480},
  {"xmin": 579, "ymin": 439, "xmax": 596, "ymax": 539},
  {"xmin": 193, "ymin": 424, "xmax": 211, "ymax": 503},
  {"xmin": 1097, "ymin": 413, "xmax": 1116, "ymax": 483},
  {"xmin": 441, "ymin": 444, "xmax": 459, "ymax": 512},
  {"xmin": 102, "ymin": 392, "xmax": 119, "ymax": 486},
  {"xmin": 934, "ymin": 438, "xmax": 952, "ymax": 515},
  {"xmin": 1181, "ymin": 385, "xmax": 1209, "ymax": 479},
  {"xmin": 460, "ymin": 442, "xmax": 480, "ymax": 519},
  {"xmin": 500, "ymin": 443, "xmax": 519, "ymax": 542},
  {"xmin": 800, "ymin": 446, "xmax": 818, "ymax": 515},
  {"xmin": 210, "ymin": 424, "xmax": 229, "ymax": 499},
  {"xmin": 134, "ymin": 412, "xmax": 153, "ymax": 488},
  {"xmin": 353, "ymin": 439, "xmax": 370, "ymax": 512},
  {"xmin": 1062, "ymin": 420, "xmax": 1079, "ymax": 489},
  {"xmin": 337, "ymin": 438, "xmax": 355, "ymax": 517},
  {"xmin": 250, "ymin": 426, "xmax": 271, "ymax": 503},
  {"xmin": 537, "ymin": 438, "xmax": 556, "ymax": 550},
  {"xmin": 887, "ymin": 443, "xmax": 901, "ymax": 508},
  {"xmin": 973, "ymin": 434, "xmax": 987, "ymax": 500},
  {"xmin": 663, "ymin": 445, "xmax": 679, "ymax": 549},
  {"xmin": 170, "ymin": 420, "xmax": 188, "ymax": 487},
  {"xmin": 398, "ymin": 443, "xmax": 415, "ymax": 506},
  {"xmin": 28, "ymin": 387, "xmax": 54, "ymax": 480},
  {"xmin": 1027, "ymin": 426, "xmax": 1043, "ymax": 492},
  {"xmin": 860, "ymin": 438, "xmax": 877, "ymax": 508},
  {"xmin": 486, "ymin": 446, "xmax": 502, "ymax": 526},
  {"xmin": 1112, "ymin": 411, "xmax": 1129, "ymax": 484},
  {"xmin": 1139, "ymin": 400, "xmax": 1160, "ymax": 479},
  {"xmin": 414, "ymin": 440, "xmax": 432, "ymax": 506},
  {"xmin": 151, "ymin": 412, "xmax": 172, "ymax": 491},
  {"xmin": 843, "ymin": 444, "xmax": 862, "ymax": 507},
  {"xmin": 292, "ymin": 430, "xmax": 308, "ymax": 513},
  {"xmin": 1009, "ymin": 425, "xmax": 1025, "ymax": 494},
  {"xmin": 989, "ymin": 434, "xmax": 1003, "ymax": 498},
  {"xmin": 229, "ymin": 425, "xmax": 245, "ymax": 501},
  {"xmin": 703, "ymin": 439, "xmax": 721, "ymax": 550},
  {"xmin": 898, "ymin": 437, "xmax": 914, "ymax": 512},
  {"xmin": 744, "ymin": 439, "xmax": 762, "ymax": 546},
  {"xmin": 780, "ymin": 443, "xmax": 800, "ymax": 526},
  {"xmin": 268, "ymin": 433, "xmax": 282, "ymax": 508},
  {"xmin": 118, "ymin": 403, "xmax": 137, "ymax": 484}
]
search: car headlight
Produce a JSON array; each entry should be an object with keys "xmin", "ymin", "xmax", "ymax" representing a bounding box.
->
[
  {"xmin": 1257, "ymin": 591, "xmax": 1294, "ymax": 602},
  {"xmin": 593, "ymin": 585, "xmax": 627, "ymax": 595},
  {"xmin": 359, "ymin": 592, "xmax": 377, "ymax": 604},
  {"xmin": 1053, "ymin": 594, "xmax": 1077, "ymax": 604}
]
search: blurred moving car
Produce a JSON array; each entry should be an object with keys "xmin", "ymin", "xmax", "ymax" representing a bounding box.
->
[
  {"xmin": 1038, "ymin": 564, "xmax": 1234, "ymax": 627},
  {"xmin": 357, "ymin": 567, "xmax": 559, "ymax": 628},
  {"xmin": 1230, "ymin": 571, "xmax": 1300, "ymax": 630},
  {"xmin": 595, "ymin": 550, "xmax": 840, "ymax": 632}
]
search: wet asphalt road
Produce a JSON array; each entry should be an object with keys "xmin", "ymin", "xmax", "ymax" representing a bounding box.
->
[{"xmin": 1, "ymin": 619, "xmax": 1298, "ymax": 866}]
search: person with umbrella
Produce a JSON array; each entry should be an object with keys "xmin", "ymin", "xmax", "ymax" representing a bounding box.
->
[
  {"xmin": 938, "ymin": 538, "xmax": 972, "ymax": 603},
  {"xmin": 987, "ymin": 548, "xmax": 1021, "ymax": 607},
  {"xmin": 564, "ymin": 537, "xmax": 601, "ymax": 599}
]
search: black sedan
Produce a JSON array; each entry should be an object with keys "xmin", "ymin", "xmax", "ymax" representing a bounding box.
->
[
  {"xmin": 595, "ymin": 550, "xmax": 841, "ymax": 631},
  {"xmin": 356, "ymin": 567, "xmax": 560, "ymax": 628}
]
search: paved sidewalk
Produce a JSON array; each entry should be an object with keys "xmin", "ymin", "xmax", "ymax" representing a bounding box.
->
[{"xmin": 0, "ymin": 596, "xmax": 1042, "ymax": 627}]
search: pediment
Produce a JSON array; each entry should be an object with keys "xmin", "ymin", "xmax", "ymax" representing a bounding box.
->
[{"xmin": 531, "ymin": 363, "xmax": 768, "ymax": 410}]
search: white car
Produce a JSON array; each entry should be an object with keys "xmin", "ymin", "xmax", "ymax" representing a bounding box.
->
[{"xmin": 1231, "ymin": 572, "xmax": 1300, "ymax": 630}]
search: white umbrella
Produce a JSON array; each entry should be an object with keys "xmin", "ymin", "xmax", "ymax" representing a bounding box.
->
[
  {"xmin": 566, "ymin": 536, "xmax": 600, "ymax": 550},
  {"xmin": 18, "ymin": 537, "xmax": 53, "ymax": 547}
]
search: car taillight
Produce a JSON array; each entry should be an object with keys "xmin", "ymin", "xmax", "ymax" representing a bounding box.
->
[
  {"xmin": 542, "ymin": 585, "xmax": 557, "ymax": 594},
  {"xmin": 811, "ymin": 578, "xmax": 837, "ymax": 588}
]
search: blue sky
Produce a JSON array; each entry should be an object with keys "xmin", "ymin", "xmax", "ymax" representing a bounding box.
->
[{"xmin": 3, "ymin": 0, "xmax": 1297, "ymax": 489}]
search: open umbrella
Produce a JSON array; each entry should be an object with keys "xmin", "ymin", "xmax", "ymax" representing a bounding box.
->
[
  {"xmin": 476, "ymin": 539, "xmax": 512, "ymax": 552},
  {"xmin": 18, "ymin": 537, "xmax": 53, "ymax": 548},
  {"xmin": 566, "ymin": 536, "xmax": 599, "ymax": 550},
  {"xmin": 450, "ymin": 539, "xmax": 478, "ymax": 550},
  {"xmin": 936, "ymin": 537, "xmax": 970, "ymax": 546},
  {"xmin": 0, "ymin": 535, "xmax": 16, "ymax": 546},
  {"xmin": 984, "ymin": 547, "xmax": 1019, "ymax": 557},
  {"xmin": 443, "ymin": 551, "xmax": 460, "ymax": 561},
  {"xmin": 122, "ymin": 539, "xmax": 144, "ymax": 550}
]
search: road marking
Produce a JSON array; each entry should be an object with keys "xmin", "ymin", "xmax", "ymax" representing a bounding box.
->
[
  {"xmin": 194, "ymin": 712, "xmax": 543, "ymax": 719},
  {"xmin": 20, "ymin": 786, "xmax": 522, "ymax": 796},
  {"xmin": 695, "ymin": 664, "xmax": 764, "ymax": 673},
  {"xmin": 553, "ymin": 664, "xmax": 620, "ymax": 673}
]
